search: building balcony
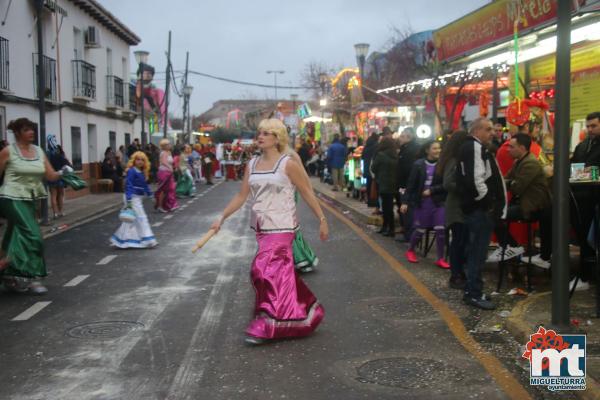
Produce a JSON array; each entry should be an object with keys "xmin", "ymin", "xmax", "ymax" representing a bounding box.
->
[
  {"xmin": 72, "ymin": 59, "xmax": 96, "ymax": 101},
  {"xmin": 106, "ymin": 75, "xmax": 124, "ymax": 109},
  {"xmin": 33, "ymin": 53, "xmax": 57, "ymax": 102},
  {"xmin": 0, "ymin": 36, "xmax": 9, "ymax": 92}
]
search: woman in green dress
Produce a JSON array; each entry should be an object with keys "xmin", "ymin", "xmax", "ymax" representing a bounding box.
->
[
  {"xmin": 176, "ymin": 144, "xmax": 196, "ymax": 198},
  {"xmin": 0, "ymin": 118, "xmax": 66, "ymax": 294}
]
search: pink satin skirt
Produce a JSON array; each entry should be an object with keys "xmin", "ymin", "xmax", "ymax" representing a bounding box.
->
[
  {"xmin": 246, "ymin": 232, "xmax": 324, "ymax": 340},
  {"xmin": 155, "ymin": 169, "xmax": 179, "ymax": 211}
]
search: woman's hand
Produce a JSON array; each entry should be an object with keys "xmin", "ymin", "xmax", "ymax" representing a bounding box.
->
[
  {"xmin": 422, "ymin": 189, "xmax": 431, "ymax": 197},
  {"xmin": 400, "ymin": 204, "xmax": 408, "ymax": 214},
  {"xmin": 210, "ymin": 215, "xmax": 224, "ymax": 233},
  {"xmin": 319, "ymin": 219, "xmax": 329, "ymax": 241}
]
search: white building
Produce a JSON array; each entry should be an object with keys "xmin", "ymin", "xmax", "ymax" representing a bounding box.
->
[{"xmin": 0, "ymin": 0, "xmax": 142, "ymax": 195}]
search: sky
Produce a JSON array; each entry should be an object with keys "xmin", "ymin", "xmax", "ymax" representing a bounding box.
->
[{"xmin": 101, "ymin": 0, "xmax": 489, "ymax": 116}]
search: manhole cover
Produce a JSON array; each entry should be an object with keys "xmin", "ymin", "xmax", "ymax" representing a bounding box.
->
[
  {"xmin": 356, "ymin": 357, "xmax": 463, "ymax": 388},
  {"xmin": 67, "ymin": 321, "xmax": 145, "ymax": 339}
]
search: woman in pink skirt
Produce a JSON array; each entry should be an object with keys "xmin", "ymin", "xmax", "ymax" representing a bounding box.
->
[
  {"xmin": 154, "ymin": 139, "xmax": 179, "ymax": 212},
  {"xmin": 211, "ymin": 118, "xmax": 328, "ymax": 345}
]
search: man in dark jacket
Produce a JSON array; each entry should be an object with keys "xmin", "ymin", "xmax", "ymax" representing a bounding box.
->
[
  {"xmin": 457, "ymin": 117, "xmax": 507, "ymax": 310},
  {"xmin": 327, "ymin": 135, "xmax": 347, "ymax": 191},
  {"xmin": 488, "ymin": 134, "xmax": 552, "ymax": 265},
  {"xmin": 396, "ymin": 127, "xmax": 420, "ymax": 241},
  {"xmin": 570, "ymin": 111, "xmax": 600, "ymax": 288}
]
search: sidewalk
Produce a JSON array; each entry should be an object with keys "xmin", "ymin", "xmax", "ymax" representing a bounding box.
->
[
  {"xmin": 311, "ymin": 177, "xmax": 600, "ymax": 399},
  {"xmin": 0, "ymin": 193, "xmax": 123, "ymax": 240}
]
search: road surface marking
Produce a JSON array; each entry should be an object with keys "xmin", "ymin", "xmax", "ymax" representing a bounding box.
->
[
  {"xmin": 164, "ymin": 215, "xmax": 174, "ymax": 220},
  {"xmin": 152, "ymin": 222, "xmax": 163, "ymax": 227},
  {"xmin": 64, "ymin": 275, "xmax": 90, "ymax": 287},
  {"xmin": 180, "ymin": 205, "xmax": 187, "ymax": 209},
  {"xmin": 187, "ymin": 200, "xmax": 193, "ymax": 204},
  {"xmin": 319, "ymin": 199, "xmax": 532, "ymax": 400},
  {"xmin": 12, "ymin": 301, "xmax": 52, "ymax": 321},
  {"xmin": 97, "ymin": 255, "xmax": 117, "ymax": 265},
  {"xmin": 166, "ymin": 265, "xmax": 235, "ymax": 399}
]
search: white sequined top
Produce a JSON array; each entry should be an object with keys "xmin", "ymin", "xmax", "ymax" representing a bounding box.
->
[{"xmin": 248, "ymin": 154, "xmax": 298, "ymax": 233}]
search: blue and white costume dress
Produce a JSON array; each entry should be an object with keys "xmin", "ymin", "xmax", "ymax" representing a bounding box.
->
[{"xmin": 110, "ymin": 168, "xmax": 157, "ymax": 248}]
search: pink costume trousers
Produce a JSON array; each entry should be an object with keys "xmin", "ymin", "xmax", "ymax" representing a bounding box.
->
[
  {"xmin": 246, "ymin": 232, "xmax": 324, "ymax": 340},
  {"xmin": 155, "ymin": 169, "xmax": 179, "ymax": 211}
]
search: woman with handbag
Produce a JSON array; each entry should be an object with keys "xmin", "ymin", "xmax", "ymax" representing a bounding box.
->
[
  {"xmin": 110, "ymin": 151, "xmax": 157, "ymax": 249},
  {"xmin": 210, "ymin": 118, "xmax": 327, "ymax": 345}
]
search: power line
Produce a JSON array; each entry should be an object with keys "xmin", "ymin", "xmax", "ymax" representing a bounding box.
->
[{"xmin": 187, "ymin": 69, "xmax": 317, "ymax": 90}]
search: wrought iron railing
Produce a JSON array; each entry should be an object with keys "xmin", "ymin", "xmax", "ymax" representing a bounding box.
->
[
  {"xmin": 33, "ymin": 53, "xmax": 57, "ymax": 101},
  {"xmin": 106, "ymin": 75, "xmax": 124, "ymax": 108},
  {"xmin": 129, "ymin": 82, "xmax": 137, "ymax": 112},
  {"xmin": 0, "ymin": 37, "xmax": 8, "ymax": 91},
  {"xmin": 72, "ymin": 59, "xmax": 96, "ymax": 100}
]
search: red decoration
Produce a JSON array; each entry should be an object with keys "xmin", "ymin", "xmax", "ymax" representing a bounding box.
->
[
  {"xmin": 506, "ymin": 100, "xmax": 530, "ymax": 126},
  {"xmin": 444, "ymin": 95, "xmax": 467, "ymax": 130}
]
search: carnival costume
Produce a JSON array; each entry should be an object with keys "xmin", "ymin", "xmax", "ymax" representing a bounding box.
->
[
  {"xmin": 245, "ymin": 154, "xmax": 324, "ymax": 340},
  {"xmin": 155, "ymin": 151, "xmax": 179, "ymax": 211},
  {"xmin": 0, "ymin": 144, "xmax": 48, "ymax": 281},
  {"xmin": 176, "ymin": 154, "xmax": 196, "ymax": 198},
  {"xmin": 111, "ymin": 167, "xmax": 157, "ymax": 248},
  {"xmin": 292, "ymin": 191, "xmax": 319, "ymax": 271}
]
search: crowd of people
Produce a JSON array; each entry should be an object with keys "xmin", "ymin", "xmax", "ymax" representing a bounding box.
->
[{"xmin": 325, "ymin": 113, "xmax": 600, "ymax": 310}]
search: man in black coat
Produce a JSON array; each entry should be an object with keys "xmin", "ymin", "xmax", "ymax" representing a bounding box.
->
[
  {"xmin": 362, "ymin": 132, "xmax": 379, "ymax": 207},
  {"xmin": 396, "ymin": 127, "xmax": 420, "ymax": 241}
]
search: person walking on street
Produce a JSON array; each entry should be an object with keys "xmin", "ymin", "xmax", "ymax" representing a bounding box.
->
[
  {"xmin": 111, "ymin": 151, "xmax": 157, "ymax": 249},
  {"xmin": 210, "ymin": 118, "xmax": 328, "ymax": 345},
  {"xmin": 327, "ymin": 134, "xmax": 347, "ymax": 191},
  {"xmin": 401, "ymin": 141, "xmax": 448, "ymax": 268},
  {"xmin": 362, "ymin": 132, "xmax": 379, "ymax": 207},
  {"xmin": 0, "ymin": 118, "xmax": 70, "ymax": 294},
  {"xmin": 457, "ymin": 118, "xmax": 507, "ymax": 310},
  {"xmin": 154, "ymin": 139, "xmax": 179, "ymax": 213},
  {"xmin": 370, "ymin": 136, "xmax": 398, "ymax": 237},
  {"xmin": 176, "ymin": 144, "xmax": 196, "ymax": 198}
]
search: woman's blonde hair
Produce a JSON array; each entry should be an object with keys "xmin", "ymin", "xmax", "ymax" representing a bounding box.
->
[
  {"xmin": 159, "ymin": 138, "xmax": 171, "ymax": 150},
  {"xmin": 127, "ymin": 151, "xmax": 150, "ymax": 179},
  {"xmin": 257, "ymin": 118, "xmax": 288, "ymax": 153}
]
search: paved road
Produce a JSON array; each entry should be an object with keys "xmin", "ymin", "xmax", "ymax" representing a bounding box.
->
[{"xmin": 1, "ymin": 181, "xmax": 534, "ymax": 399}]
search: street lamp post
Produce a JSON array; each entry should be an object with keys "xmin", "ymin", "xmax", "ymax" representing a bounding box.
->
[
  {"xmin": 354, "ymin": 43, "xmax": 369, "ymax": 98},
  {"xmin": 182, "ymin": 85, "xmax": 194, "ymax": 143},
  {"xmin": 266, "ymin": 70, "xmax": 285, "ymax": 100},
  {"xmin": 134, "ymin": 50, "xmax": 150, "ymax": 146}
]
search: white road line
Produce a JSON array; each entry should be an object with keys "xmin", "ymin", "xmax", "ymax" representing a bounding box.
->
[
  {"xmin": 164, "ymin": 215, "xmax": 174, "ymax": 220},
  {"xmin": 152, "ymin": 221, "xmax": 164, "ymax": 227},
  {"xmin": 186, "ymin": 201, "xmax": 193, "ymax": 204},
  {"xmin": 12, "ymin": 301, "xmax": 52, "ymax": 321},
  {"xmin": 64, "ymin": 275, "xmax": 90, "ymax": 287},
  {"xmin": 97, "ymin": 255, "xmax": 117, "ymax": 265}
]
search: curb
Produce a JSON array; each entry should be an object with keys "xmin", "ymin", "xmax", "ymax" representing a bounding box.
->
[
  {"xmin": 314, "ymin": 188, "xmax": 382, "ymax": 227},
  {"xmin": 505, "ymin": 291, "xmax": 600, "ymax": 399},
  {"xmin": 42, "ymin": 202, "xmax": 122, "ymax": 240}
]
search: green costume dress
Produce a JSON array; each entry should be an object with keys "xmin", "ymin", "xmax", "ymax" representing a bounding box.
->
[
  {"xmin": 0, "ymin": 144, "xmax": 48, "ymax": 279},
  {"xmin": 292, "ymin": 191, "xmax": 318, "ymax": 271},
  {"xmin": 176, "ymin": 155, "xmax": 196, "ymax": 198}
]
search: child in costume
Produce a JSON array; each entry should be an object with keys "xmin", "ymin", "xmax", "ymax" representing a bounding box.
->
[{"xmin": 111, "ymin": 151, "xmax": 157, "ymax": 249}]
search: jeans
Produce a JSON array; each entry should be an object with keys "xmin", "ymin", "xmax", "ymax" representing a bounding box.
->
[
  {"xmin": 449, "ymin": 222, "xmax": 468, "ymax": 281},
  {"xmin": 464, "ymin": 210, "xmax": 494, "ymax": 299}
]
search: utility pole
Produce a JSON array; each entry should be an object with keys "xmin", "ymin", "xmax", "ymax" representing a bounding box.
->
[
  {"xmin": 163, "ymin": 30, "xmax": 172, "ymax": 139},
  {"xmin": 35, "ymin": 0, "xmax": 48, "ymax": 225},
  {"xmin": 266, "ymin": 70, "xmax": 285, "ymax": 100},
  {"xmin": 182, "ymin": 51, "xmax": 189, "ymax": 142},
  {"xmin": 551, "ymin": 0, "xmax": 571, "ymax": 329}
]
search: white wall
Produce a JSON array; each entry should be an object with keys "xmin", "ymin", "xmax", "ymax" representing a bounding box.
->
[{"xmin": 0, "ymin": 1, "xmax": 141, "ymax": 169}]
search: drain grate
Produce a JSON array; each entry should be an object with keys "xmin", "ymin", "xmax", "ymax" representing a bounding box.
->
[
  {"xmin": 356, "ymin": 357, "xmax": 463, "ymax": 388},
  {"xmin": 67, "ymin": 321, "xmax": 145, "ymax": 339}
]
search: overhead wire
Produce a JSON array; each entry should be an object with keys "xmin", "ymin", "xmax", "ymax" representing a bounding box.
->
[{"xmin": 187, "ymin": 69, "xmax": 317, "ymax": 90}]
